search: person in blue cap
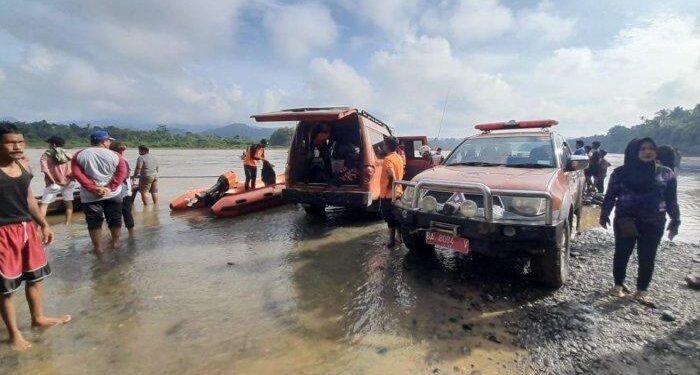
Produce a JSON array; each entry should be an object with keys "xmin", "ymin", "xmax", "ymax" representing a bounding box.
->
[{"xmin": 71, "ymin": 131, "xmax": 128, "ymax": 253}]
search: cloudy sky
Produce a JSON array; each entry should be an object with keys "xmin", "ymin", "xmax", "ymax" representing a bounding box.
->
[{"xmin": 0, "ymin": 0, "xmax": 698, "ymax": 137}]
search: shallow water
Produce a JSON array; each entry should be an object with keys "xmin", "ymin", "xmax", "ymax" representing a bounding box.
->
[{"xmin": 1, "ymin": 149, "xmax": 697, "ymax": 374}]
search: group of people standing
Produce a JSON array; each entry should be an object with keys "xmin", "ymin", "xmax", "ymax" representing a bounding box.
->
[
  {"xmin": 0, "ymin": 123, "xmax": 164, "ymax": 350},
  {"xmin": 575, "ymin": 140, "xmax": 611, "ymax": 194}
]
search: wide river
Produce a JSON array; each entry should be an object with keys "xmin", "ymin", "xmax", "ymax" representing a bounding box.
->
[{"xmin": 1, "ymin": 148, "xmax": 698, "ymax": 374}]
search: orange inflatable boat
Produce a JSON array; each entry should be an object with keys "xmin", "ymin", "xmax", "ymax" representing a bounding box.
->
[
  {"xmin": 211, "ymin": 175, "xmax": 285, "ymax": 218},
  {"xmin": 170, "ymin": 171, "xmax": 241, "ymax": 210}
]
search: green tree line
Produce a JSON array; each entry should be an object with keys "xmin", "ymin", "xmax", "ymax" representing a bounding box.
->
[
  {"xmin": 2, "ymin": 120, "xmax": 295, "ymax": 148},
  {"xmin": 575, "ymin": 104, "xmax": 700, "ymax": 156}
]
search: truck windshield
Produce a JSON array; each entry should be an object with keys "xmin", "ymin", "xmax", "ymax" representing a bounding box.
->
[{"xmin": 444, "ymin": 136, "xmax": 556, "ymax": 168}]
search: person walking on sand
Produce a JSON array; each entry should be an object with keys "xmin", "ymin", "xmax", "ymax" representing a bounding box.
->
[
  {"xmin": 132, "ymin": 145, "xmax": 159, "ymax": 206},
  {"xmin": 39, "ymin": 136, "xmax": 77, "ymax": 224},
  {"xmin": 244, "ymin": 139, "xmax": 268, "ymax": 190},
  {"xmin": 110, "ymin": 142, "xmax": 135, "ymax": 238},
  {"xmin": 380, "ymin": 136, "xmax": 404, "ymax": 248},
  {"xmin": 600, "ymin": 138, "xmax": 680, "ymax": 306},
  {"xmin": 0, "ymin": 123, "xmax": 71, "ymax": 351},
  {"xmin": 71, "ymin": 131, "xmax": 127, "ymax": 253}
]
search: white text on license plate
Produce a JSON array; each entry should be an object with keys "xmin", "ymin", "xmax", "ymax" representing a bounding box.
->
[{"xmin": 425, "ymin": 231, "xmax": 470, "ymax": 253}]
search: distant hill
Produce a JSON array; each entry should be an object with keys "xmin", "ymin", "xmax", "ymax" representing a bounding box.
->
[
  {"xmin": 201, "ymin": 123, "xmax": 276, "ymax": 140},
  {"xmin": 0, "ymin": 116, "xmax": 19, "ymax": 122},
  {"xmin": 573, "ymin": 104, "xmax": 700, "ymax": 156}
]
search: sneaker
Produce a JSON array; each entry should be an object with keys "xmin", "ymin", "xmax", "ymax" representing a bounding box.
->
[
  {"xmin": 634, "ymin": 291, "xmax": 655, "ymax": 307},
  {"xmin": 609, "ymin": 285, "xmax": 626, "ymax": 297}
]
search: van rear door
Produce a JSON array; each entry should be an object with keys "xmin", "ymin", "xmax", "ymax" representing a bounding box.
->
[
  {"xmin": 251, "ymin": 108, "xmax": 357, "ymax": 122},
  {"xmin": 398, "ymin": 136, "xmax": 428, "ymax": 180}
]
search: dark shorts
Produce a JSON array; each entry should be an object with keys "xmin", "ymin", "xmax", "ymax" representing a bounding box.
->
[
  {"xmin": 0, "ymin": 222, "xmax": 51, "ymax": 294},
  {"xmin": 380, "ymin": 198, "xmax": 399, "ymax": 228},
  {"xmin": 84, "ymin": 197, "xmax": 123, "ymax": 230},
  {"xmin": 244, "ymin": 165, "xmax": 257, "ymax": 180}
]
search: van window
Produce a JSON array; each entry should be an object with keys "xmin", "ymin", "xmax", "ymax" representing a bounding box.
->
[{"xmin": 368, "ymin": 128, "xmax": 386, "ymax": 158}]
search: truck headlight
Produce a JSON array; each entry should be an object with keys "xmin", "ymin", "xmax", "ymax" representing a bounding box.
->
[
  {"xmin": 500, "ymin": 196, "xmax": 547, "ymax": 217},
  {"xmin": 418, "ymin": 196, "xmax": 438, "ymax": 213},
  {"xmin": 458, "ymin": 200, "xmax": 478, "ymax": 217}
]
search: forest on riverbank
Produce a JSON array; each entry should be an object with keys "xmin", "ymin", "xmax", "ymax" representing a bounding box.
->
[
  {"xmin": 577, "ymin": 104, "xmax": 700, "ymax": 156},
  {"xmin": 1, "ymin": 121, "xmax": 294, "ymax": 148}
]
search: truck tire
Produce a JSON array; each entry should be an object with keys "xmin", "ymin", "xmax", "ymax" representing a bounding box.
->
[
  {"xmin": 531, "ymin": 219, "xmax": 571, "ymax": 288},
  {"xmin": 303, "ymin": 204, "xmax": 325, "ymax": 216},
  {"xmin": 401, "ymin": 227, "xmax": 435, "ymax": 255}
]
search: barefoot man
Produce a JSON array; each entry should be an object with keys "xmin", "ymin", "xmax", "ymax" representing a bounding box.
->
[
  {"xmin": 0, "ymin": 123, "xmax": 71, "ymax": 351},
  {"xmin": 71, "ymin": 131, "xmax": 127, "ymax": 253}
]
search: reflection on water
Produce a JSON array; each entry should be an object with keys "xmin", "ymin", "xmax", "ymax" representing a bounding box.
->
[{"xmin": 2, "ymin": 149, "xmax": 697, "ymax": 374}]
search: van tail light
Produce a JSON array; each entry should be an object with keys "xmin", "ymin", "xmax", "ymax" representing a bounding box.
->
[{"xmin": 362, "ymin": 165, "xmax": 375, "ymax": 184}]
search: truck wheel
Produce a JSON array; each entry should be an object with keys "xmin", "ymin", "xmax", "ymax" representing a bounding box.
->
[
  {"xmin": 531, "ymin": 219, "xmax": 570, "ymax": 288},
  {"xmin": 401, "ymin": 228, "xmax": 435, "ymax": 255},
  {"xmin": 303, "ymin": 204, "xmax": 325, "ymax": 216}
]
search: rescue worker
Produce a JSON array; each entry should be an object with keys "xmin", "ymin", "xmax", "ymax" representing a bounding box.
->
[
  {"xmin": 244, "ymin": 139, "xmax": 268, "ymax": 190},
  {"xmin": 380, "ymin": 137, "xmax": 405, "ymax": 248}
]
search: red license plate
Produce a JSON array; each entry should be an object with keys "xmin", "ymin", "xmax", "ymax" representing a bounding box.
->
[{"xmin": 425, "ymin": 231, "xmax": 470, "ymax": 253}]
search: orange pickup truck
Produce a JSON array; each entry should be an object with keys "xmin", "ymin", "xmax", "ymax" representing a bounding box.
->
[
  {"xmin": 251, "ymin": 107, "xmax": 427, "ymax": 215},
  {"xmin": 392, "ymin": 120, "xmax": 589, "ymax": 288}
]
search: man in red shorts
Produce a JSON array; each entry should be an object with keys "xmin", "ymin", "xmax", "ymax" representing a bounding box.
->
[{"xmin": 0, "ymin": 123, "xmax": 71, "ymax": 351}]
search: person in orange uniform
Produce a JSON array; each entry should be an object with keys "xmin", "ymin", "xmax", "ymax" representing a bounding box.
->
[
  {"xmin": 244, "ymin": 139, "xmax": 268, "ymax": 190},
  {"xmin": 380, "ymin": 136, "xmax": 405, "ymax": 248}
]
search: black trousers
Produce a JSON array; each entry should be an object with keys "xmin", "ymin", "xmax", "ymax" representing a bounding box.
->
[
  {"xmin": 84, "ymin": 197, "xmax": 123, "ymax": 230},
  {"xmin": 122, "ymin": 195, "xmax": 135, "ymax": 229},
  {"xmin": 613, "ymin": 218, "xmax": 665, "ymax": 291},
  {"xmin": 244, "ymin": 165, "xmax": 257, "ymax": 189},
  {"xmin": 593, "ymin": 175, "xmax": 605, "ymax": 193}
]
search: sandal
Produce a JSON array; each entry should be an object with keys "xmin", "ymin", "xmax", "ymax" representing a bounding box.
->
[
  {"xmin": 634, "ymin": 291, "xmax": 655, "ymax": 307},
  {"xmin": 609, "ymin": 285, "xmax": 626, "ymax": 298}
]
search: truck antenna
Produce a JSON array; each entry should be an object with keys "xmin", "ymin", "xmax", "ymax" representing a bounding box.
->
[{"xmin": 436, "ymin": 87, "xmax": 451, "ymax": 139}]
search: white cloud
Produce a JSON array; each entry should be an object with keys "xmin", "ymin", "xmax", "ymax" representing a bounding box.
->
[
  {"xmin": 516, "ymin": 1, "xmax": 577, "ymax": 42},
  {"xmin": 420, "ymin": 0, "xmax": 514, "ymax": 43},
  {"xmin": 264, "ymin": 3, "xmax": 338, "ymax": 62},
  {"xmin": 22, "ymin": 45, "xmax": 56, "ymax": 74},
  {"xmin": 305, "ymin": 58, "xmax": 373, "ymax": 106},
  {"xmin": 523, "ymin": 14, "xmax": 700, "ymax": 135}
]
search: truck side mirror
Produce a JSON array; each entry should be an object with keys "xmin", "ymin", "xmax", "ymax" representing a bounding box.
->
[{"xmin": 565, "ymin": 155, "xmax": 589, "ymax": 172}]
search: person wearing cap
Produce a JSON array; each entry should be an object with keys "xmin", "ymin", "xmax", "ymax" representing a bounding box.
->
[
  {"xmin": 243, "ymin": 139, "xmax": 269, "ymax": 190},
  {"xmin": 71, "ymin": 131, "xmax": 128, "ymax": 253},
  {"xmin": 132, "ymin": 145, "xmax": 159, "ymax": 206},
  {"xmin": 39, "ymin": 136, "xmax": 77, "ymax": 224}
]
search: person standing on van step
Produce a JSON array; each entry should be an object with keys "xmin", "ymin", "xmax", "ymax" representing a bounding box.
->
[
  {"xmin": 600, "ymin": 138, "xmax": 680, "ymax": 306},
  {"xmin": 244, "ymin": 139, "xmax": 268, "ymax": 190},
  {"xmin": 0, "ymin": 123, "xmax": 71, "ymax": 351},
  {"xmin": 132, "ymin": 145, "xmax": 159, "ymax": 206},
  {"xmin": 72, "ymin": 131, "xmax": 128, "ymax": 253},
  {"xmin": 39, "ymin": 136, "xmax": 77, "ymax": 224},
  {"xmin": 380, "ymin": 137, "xmax": 405, "ymax": 248}
]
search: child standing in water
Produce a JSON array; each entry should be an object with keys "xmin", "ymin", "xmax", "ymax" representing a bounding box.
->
[{"xmin": 0, "ymin": 123, "xmax": 71, "ymax": 351}]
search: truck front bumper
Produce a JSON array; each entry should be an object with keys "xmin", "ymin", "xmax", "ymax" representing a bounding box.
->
[{"xmin": 393, "ymin": 205, "xmax": 566, "ymax": 256}]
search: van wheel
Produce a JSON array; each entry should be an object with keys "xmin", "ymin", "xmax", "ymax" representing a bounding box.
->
[
  {"xmin": 531, "ymin": 219, "xmax": 570, "ymax": 288},
  {"xmin": 401, "ymin": 227, "xmax": 435, "ymax": 255},
  {"xmin": 303, "ymin": 204, "xmax": 325, "ymax": 216}
]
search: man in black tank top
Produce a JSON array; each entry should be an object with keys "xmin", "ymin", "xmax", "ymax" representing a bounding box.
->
[{"xmin": 0, "ymin": 123, "xmax": 71, "ymax": 351}]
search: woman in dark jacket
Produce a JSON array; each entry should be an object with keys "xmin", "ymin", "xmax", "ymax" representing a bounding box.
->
[{"xmin": 600, "ymin": 138, "xmax": 680, "ymax": 305}]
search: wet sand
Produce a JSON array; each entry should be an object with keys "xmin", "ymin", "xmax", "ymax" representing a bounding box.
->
[{"xmin": 1, "ymin": 149, "xmax": 697, "ymax": 374}]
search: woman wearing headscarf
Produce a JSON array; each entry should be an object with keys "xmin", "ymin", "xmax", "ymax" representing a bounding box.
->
[{"xmin": 600, "ymin": 138, "xmax": 680, "ymax": 305}]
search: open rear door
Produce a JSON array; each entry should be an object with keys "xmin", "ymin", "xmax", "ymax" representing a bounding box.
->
[
  {"xmin": 251, "ymin": 107, "xmax": 357, "ymax": 122},
  {"xmin": 398, "ymin": 136, "xmax": 428, "ymax": 180}
]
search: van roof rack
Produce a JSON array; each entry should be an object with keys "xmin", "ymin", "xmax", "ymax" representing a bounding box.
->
[
  {"xmin": 359, "ymin": 110, "xmax": 393, "ymax": 134},
  {"xmin": 275, "ymin": 107, "xmax": 393, "ymax": 134}
]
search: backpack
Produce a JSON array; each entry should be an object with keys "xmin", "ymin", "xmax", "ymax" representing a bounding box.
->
[
  {"xmin": 45, "ymin": 147, "xmax": 70, "ymax": 164},
  {"xmin": 261, "ymin": 162, "xmax": 276, "ymax": 186}
]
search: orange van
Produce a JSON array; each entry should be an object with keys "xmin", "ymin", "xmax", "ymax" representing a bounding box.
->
[{"xmin": 251, "ymin": 107, "xmax": 427, "ymax": 215}]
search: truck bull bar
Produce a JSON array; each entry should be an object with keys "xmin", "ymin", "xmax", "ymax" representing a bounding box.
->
[{"xmin": 392, "ymin": 179, "xmax": 553, "ymax": 225}]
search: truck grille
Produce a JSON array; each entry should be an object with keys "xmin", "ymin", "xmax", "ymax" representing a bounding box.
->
[{"xmin": 424, "ymin": 190, "xmax": 489, "ymax": 208}]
